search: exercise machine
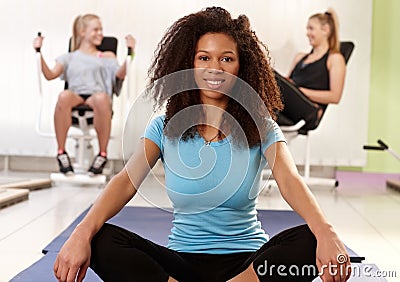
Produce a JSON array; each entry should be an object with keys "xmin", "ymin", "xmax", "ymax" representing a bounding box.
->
[
  {"xmin": 263, "ymin": 41, "xmax": 355, "ymax": 192},
  {"xmin": 363, "ymin": 139, "xmax": 400, "ymax": 192},
  {"xmin": 36, "ymin": 33, "xmax": 133, "ymax": 185}
]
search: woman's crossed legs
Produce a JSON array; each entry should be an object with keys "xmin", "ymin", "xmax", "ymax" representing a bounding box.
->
[{"xmin": 90, "ymin": 223, "xmax": 317, "ymax": 282}]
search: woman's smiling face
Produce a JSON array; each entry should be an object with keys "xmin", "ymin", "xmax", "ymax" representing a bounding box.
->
[
  {"xmin": 81, "ymin": 18, "xmax": 104, "ymax": 46},
  {"xmin": 193, "ymin": 32, "xmax": 240, "ymax": 105}
]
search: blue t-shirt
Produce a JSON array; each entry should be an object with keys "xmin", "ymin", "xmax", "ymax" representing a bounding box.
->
[{"xmin": 143, "ymin": 115, "xmax": 285, "ymax": 254}]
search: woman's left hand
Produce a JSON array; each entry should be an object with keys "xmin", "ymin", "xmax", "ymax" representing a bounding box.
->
[
  {"xmin": 316, "ymin": 229, "xmax": 352, "ymax": 282},
  {"xmin": 125, "ymin": 34, "xmax": 136, "ymax": 50}
]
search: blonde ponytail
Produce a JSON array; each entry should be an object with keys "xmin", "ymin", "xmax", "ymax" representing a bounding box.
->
[
  {"xmin": 71, "ymin": 15, "xmax": 82, "ymax": 51},
  {"xmin": 310, "ymin": 7, "xmax": 340, "ymax": 53}
]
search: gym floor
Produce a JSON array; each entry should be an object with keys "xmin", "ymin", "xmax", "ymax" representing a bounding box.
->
[{"xmin": 0, "ymin": 170, "xmax": 399, "ymax": 281}]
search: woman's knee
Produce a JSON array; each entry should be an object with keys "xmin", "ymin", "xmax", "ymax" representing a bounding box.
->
[
  {"xmin": 90, "ymin": 224, "xmax": 169, "ymax": 281},
  {"xmin": 87, "ymin": 93, "xmax": 112, "ymax": 112},
  {"xmin": 91, "ymin": 223, "xmax": 148, "ymax": 254},
  {"xmin": 55, "ymin": 90, "xmax": 82, "ymax": 110},
  {"xmin": 252, "ymin": 225, "xmax": 318, "ymax": 281},
  {"xmin": 91, "ymin": 223, "xmax": 125, "ymax": 249},
  {"xmin": 91, "ymin": 224, "xmax": 113, "ymax": 254},
  {"xmin": 296, "ymin": 224, "xmax": 317, "ymax": 249},
  {"xmin": 90, "ymin": 224, "xmax": 134, "ymax": 271},
  {"xmin": 274, "ymin": 224, "xmax": 316, "ymax": 245}
]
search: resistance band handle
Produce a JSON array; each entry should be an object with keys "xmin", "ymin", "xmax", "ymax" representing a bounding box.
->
[
  {"xmin": 363, "ymin": 145, "xmax": 385, "ymax": 151},
  {"xmin": 377, "ymin": 139, "xmax": 389, "ymax": 150},
  {"xmin": 36, "ymin": 32, "xmax": 41, "ymax": 53}
]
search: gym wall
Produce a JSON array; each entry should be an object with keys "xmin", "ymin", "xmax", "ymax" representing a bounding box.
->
[{"xmin": 364, "ymin": 0, "xmax": 400, "ymax": 173}]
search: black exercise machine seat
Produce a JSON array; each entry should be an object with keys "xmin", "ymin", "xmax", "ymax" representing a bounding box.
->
[
  {"xmin": 71, "ymin": 104, "xmax": 93, "ymax": 125},
  {"xmin": 69, "ymin": 36, "xmax": 119, "ymax": 127}
]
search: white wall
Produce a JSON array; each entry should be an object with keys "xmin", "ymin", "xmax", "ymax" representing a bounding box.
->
[{"xmin": 0, "ymin": 0, "xmax": 371, "ymax": 166}]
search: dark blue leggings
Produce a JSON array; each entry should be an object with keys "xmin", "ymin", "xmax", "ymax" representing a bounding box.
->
[{"xmin": 90, "ymin": 223, "xmax": 317, "ymax": 282}]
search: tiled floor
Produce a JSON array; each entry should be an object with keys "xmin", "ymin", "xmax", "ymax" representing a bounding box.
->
[{"xmin": 0, "ymin": 170, "xmax": 399, "ymax": 281}]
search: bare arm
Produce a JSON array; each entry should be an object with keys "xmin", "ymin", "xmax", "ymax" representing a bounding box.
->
[
  {"xmin": 39, "ymin": 56, "xmax": 64, "ymax": 80},
  {"xmin": 54, "ymin": 138, "xmax": 160, "ymax": 282},
  {"xmin": 33, "ymin": 35, "xmax": 64, "ymax": 80},
  {"xmin": 265, "ymin": 141, "xmax": 351, "ymax": 281},
  {"xmin": 265, "ymin": 141, "xmax": 332, "ymax": 235},
  {"xmin": 299, "ymin": 53, "xmax": 346, "ymax": 104},
  {"xmin": 75, "ymin": 138, "xmax": 159, "ymax": 239},
  {"xmin": 115, "ymin": 34, "xmax": 136, "ymax": 80}
]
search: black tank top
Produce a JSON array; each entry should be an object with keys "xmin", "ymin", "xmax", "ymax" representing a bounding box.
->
[{"xmin": 289, "ymin": 50, "xmax": 330, "ymax": 109}]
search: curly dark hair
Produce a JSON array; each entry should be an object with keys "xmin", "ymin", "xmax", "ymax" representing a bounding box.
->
[{"xmin": 147, "ymin": 6, "xmax": 283, "ymax": 147}]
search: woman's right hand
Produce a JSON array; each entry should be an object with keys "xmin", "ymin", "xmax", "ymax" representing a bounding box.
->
[
  {"xmin": 33, "ymin": 35, "xmax": 43, "ymax": 51},
  {"xmin": 125, "ymin": 34, "xmax": 136, "ymax": 51},
  {"xmin": 53, "ymin": 231, "xmax": 91, "ymax": 282}
]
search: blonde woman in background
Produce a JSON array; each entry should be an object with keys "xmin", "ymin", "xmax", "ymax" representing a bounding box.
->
[
  {"xmin": 279, "ymin": 8, "xmax": 346, "ymax": 130},
  {"xmin": 33, "ymin": 14, "xmax": 136, "ymax": 175}
]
